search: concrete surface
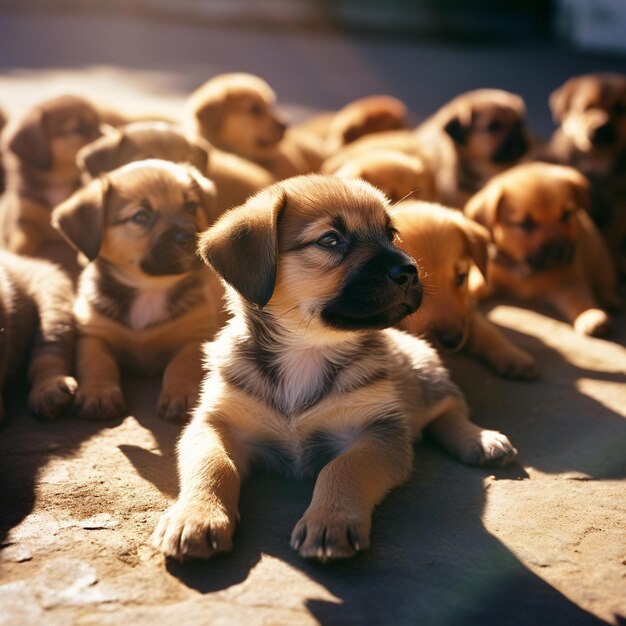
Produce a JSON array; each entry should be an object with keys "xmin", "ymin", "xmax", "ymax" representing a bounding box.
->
[{"xmin": 0, "ymin": 10, "xmax": 625, "ymax": 626}]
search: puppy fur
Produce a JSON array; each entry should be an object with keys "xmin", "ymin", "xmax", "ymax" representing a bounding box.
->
[
  {"xmin": 465, "ymin": 162, "xmax": 620, "ymax": 337},
  {"xmin": 152, "ymin": 175, "xmax": 517, "ymax": 563},
  {"xmin": 0, "ymin": 94, "xmax": 103, "ymax": 256},
  {"xmin": 185, "ymin": 72, "xmax": 323, "ymax": 180},
  {"xmin": 415, "ymin": 89, "xmax": 533, "ymax": 207},
  {"xmin": 546, "ymin": 73, "xmax": 626, "ymax": 274},
  {"xmin": 0, "ymin": 250, "xmax": 77, "ymax": 421},
  {"xmin": 52, "ymin": 159, "xmax": 228, "ymax": 421},
  {"xmin": 330, "ymin": 149, "xmax": 435, "ymax": 203},
  {"xmin": 392, "ymin": 201, "xmax": 538, "ymax": 378},
  {"xmin": 77, "ymin": 120, "xmax": 273, "ymax": 212}
]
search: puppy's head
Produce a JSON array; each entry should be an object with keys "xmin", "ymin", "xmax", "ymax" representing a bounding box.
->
[
  {"xmin": 198, "ymin": 175, "xmax": 422, "ymax": 333},
  {"xmin": 439, "ymin": 89, "xmax": 530, "ymax": 165},
  {"xmin": 326, "ymin": 95, "xmax": 408, "ymax": 152},
  {"xmin": 465, "ymin": 162, "xmax": 589, "ymax": 272},
  {"xmin": 392, "ymin": 201, "xmax": 488, "ymax": 351},
  {"xmin": 333, "ymin": 149, "xmax": 434, "ymax": 204},
  {"xmin": 52, "ymin": 159, "xmax": 217, "ymax": 277},
  {"xmin": 550, "ymin": 72, "xmax": 626, "ymax": 155},
  {"xmin": 77, "ymin": 121, "xmax": 211, "ymax": 180},
  {"xmin": 4, "ymin": 95, "xmax": 101, "ymax": 171},
  {"xmin": 186, "ymin": 73, "xmax": 287, "ymax": 161}
]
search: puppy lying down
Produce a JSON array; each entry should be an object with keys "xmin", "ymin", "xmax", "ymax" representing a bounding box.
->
[{"xmin": 153, "ymin": 175, "xmax": 516, "ymax": 562}]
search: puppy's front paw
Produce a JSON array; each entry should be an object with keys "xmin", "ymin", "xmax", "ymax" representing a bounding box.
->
[
  {"xmin": 152, "ymin": 500, "xmax": 235, "ymax": 560},
  {"xmin": 574, "ymin": 309, "xmax": 612, "ymax": 337},
  {"xmin": 457, "ymin": 430, "xmax": 517, "ymax": 468},
  {"xmin": 157, "ymin": 385, "xmax": 198, "ymax": 422},
  {"xmin": 291, "ymin": 507, "xmax": 371, "ymax": 562},
  {"xmin": 29, "ymin": 375, "xmax": 78, "ymax": 419},
  {"xmin": 75, "ymin": 384, "xmax": 125, "ymax": 421},
  {"xmin": 489, "ymin": 348, "xmax": 539, "ymax": 380}
]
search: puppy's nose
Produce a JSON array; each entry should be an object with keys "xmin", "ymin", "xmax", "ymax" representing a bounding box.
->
[
  {"xmin": 388, "ymin": 263, "xmax": 418, "ymax": 287},
  {"xmin": 435, "ymin": 330, "xmax": 464, "ymax": 351},
  {"xmin": 173, "ymin": 230, "xmax": 195, "ymax": 247},
  {"xmin": 591, "ymin": 122, "xmax": 617, "ymax": 146}
]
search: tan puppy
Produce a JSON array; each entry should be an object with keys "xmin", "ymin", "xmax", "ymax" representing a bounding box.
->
[
  {"xmin": 331, "ymin": 149, "xmax": 435, "ymax": 203},
  {"xmin": 392, "ymin": 201, "xmax": 538, "ymax": 378},
  {"xmin": 0, "ymin": 250, "xmax": 77, "ymax": 421},
  {"xmin": 465, "ymin": 162, "xmax": 620, "ymax": 337},
  {"xmin": 152, "ymin": 175, "xmax": 517, "ymax": 563},
  {"xmin": 415, "ymin": 89, "xmax": 533, "ymax": 207},
  {"xmin": 0, "ymin": 95, "xmax": 103, "ymax": 256},
  {"xmin": 185, "ymin": 72, "xmax": 323, "ymax": 180},
  {"xmin": 52, "ymin": 160, "xmax": 227, "ymax": 421},
  {"xmin": 77, "ymin": 121, "xmax": 273, "ymax": 212},
  {"xmin": 546, "ymin": 73, "xmax": 626, "ymax": 273},
  {"xmin": 0, "ymin": 105, "xmax": 7, "ymax": 193}
]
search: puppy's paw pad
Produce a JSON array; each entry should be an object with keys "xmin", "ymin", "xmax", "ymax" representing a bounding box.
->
[
  {"xmin": 290, "ymin": 510, "xmax": 370, "ymax": 562},
  {"xmin": 157, "ymin": 389, "xmax": 196, "ymax": 422},
  {"xmin": 75, "ymin": 385, "xmax": 125, "ymax": 421},
  {"xmin": 152, "ymin": 501, "xmax": 235, "ymax": 560},
  {"xmin": 462, "ymin": 430, "xmax": 517, "ymax": 468},
  {"xmin": 29, "ymin": 375, "xmax": 78, "ymax": 419},
  {"xmin": 574, "ymin": 309, "xmax": 612, "ymax": 337}
]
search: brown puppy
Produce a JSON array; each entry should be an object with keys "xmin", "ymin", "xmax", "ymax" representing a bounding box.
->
[
  {"xmin": 185, "ymin": 72, "xmax": 323, "ymax": 180},
  {"xmin": 415, "ymin": 89, "xmax": 533, "ymax": 207},
  {"xmin": 0, "ymin": 95, "xmax": 103, "ymax": 256},
  {"xmin": 77, "ymin": 121, "xmax": 273, "ymax": 212},
  {"xmin": 546, "ymin": 73, "xmax": 626, "ymax": 273},
  {"xmin": 331, "ymin": 149, "xmax": 435, "ymax": 203},
  {"xmin": 152, "ymin": 175, "xmax": 517, "ymax": 562},
  {"xmin": 465, "ymin": 162, "xmax": 620, "ymax": 337},
  {"xmin": 52, "ymin": 159, "xmax": 227, "ymax": 421},
  {"xmin": 392, "ymin": 201, "xmax": 538, "ymax": 378},
  {"xmin": 0, "ymin": 250, "xmax": 77, "ymax": 421}
]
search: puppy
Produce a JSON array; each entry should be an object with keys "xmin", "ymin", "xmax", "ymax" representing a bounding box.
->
[
  {"xmin": 52, "ymin": 159, "xmax": 227, "ymax": 421},
  {"xmin": 0, "ymin": 250, "xmax": 77, "ymax": 421},
  {"xmin": 185, "ymin": 72, "xmax": 323, "ymax": 180},
  {"xmin": 546, "ymin": 73, "xmax": 626, "ymax": 273},
  {"xmin": 465, "ymin": 162, "xmax": 620, "ymax": 337},
  {"xmin": 415, "ymin": 89, "xmax": 533, "ymax": 207},
  {"xmin": 152, "ymin": 175, "xmax": 517, "ymax": 562},
  {"xmin": 0, "ymin": 105, "xmax": 7, "ymax": 193},
  {"xmin": 392, "ymin": 201, "xmax": 538, "ymax": 378},
  {"xmin": 77, "ymin": 121, "xmax": 273, "ymax": 212},
  {"xmin": 330, "ymin": 149, "xmax": 435, "ymax": 203},
  {"xmin": 0, "ymin": 95, "xmax": 103, "ymax": 256}
]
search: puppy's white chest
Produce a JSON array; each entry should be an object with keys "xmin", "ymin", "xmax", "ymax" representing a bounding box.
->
[
  {"xmin": 275, "ymin": 348, "xmax": 328, "ymax": 416},
  {"xmin": 129, "ymin": 287, "xmax": 169, "ymax": 330}
]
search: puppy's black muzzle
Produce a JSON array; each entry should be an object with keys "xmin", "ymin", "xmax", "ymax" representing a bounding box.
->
[
  {"xmin": 526, "ymin": 239, "xmax": 575, "ymax": 271},
  {"xmin": 590, "ymin": 121, "xmax": 617, "ymax": 147},
  {"xmin": 492, "ymin": 126, "xmax": 529, "ymax": 164},
  {"xmin": 140, "ymin": 226, "xmax": 201, "ymax": 276}
]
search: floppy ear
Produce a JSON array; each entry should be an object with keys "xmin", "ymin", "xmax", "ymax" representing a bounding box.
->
[
  {"xmin": 549, "ymin": 79, "xmax": 577, "ymax": 123},
  {"xmin": 188, "ymin": 167, "xmax": 219, "ymax": 224},
  {"xmin": 6, "ymin": 107, "xmax": 51, "ymax": 169},
  {"xmin": 443, "ymin": 102, "xmax": 473, "ymax": 145},
  {"xmin": 464, "ymin": 183, "xmax": 503, "ymax": 231},
  {"xmin": 76, "ymin": 125, "xmax": 124, "ymax": 177},
  {"xmin": 192, "ymin": 98, "xmax": 224, "ymax": 141},
  {"xmin": 51, "ymin": 178, "xmax": 108, "ymax": 261},
  {"xmin": 188, "ymin": 135, "xmax": 211, "ymax": 173},
  {"xmin": 197, "ymin": 185, "xmax": 286, "ymax": 308},
  {"xmin": 559, "ymin": 166, "xmax": 591, "ymax": 211},
  {"xmin": 457, "ymin": 215, "xmax": 490, "ymax": 278}
]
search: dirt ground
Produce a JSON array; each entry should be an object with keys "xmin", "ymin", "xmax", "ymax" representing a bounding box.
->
[{"xmin": 0, "ymin": 11, "xmax": 625, "ymax": 626}]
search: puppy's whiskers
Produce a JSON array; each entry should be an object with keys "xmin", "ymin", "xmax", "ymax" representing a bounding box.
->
[{"xmin": 391, "ymin": 189, "xmax": 417, "ymax": 208}]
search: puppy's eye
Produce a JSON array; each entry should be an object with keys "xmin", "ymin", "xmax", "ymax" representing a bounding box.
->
[
  {"xmin": 183, "ymin": 200, "xmax": 200, "ymax": 215},
  {"xmin": 386, "ymin": 227, "xmax": 400, "ymax": 243},
  {"xmin": 316, "ymin": 232, "xmax": 343, "ymax": 249},
  {"xmin": 249, "ymin": 104, "xmax": 264, "ymax": 116},
  {"xmin": 613, "ymin": 102, "xmax": 626, "ymax": 116},
  {"xmin": 519, "ymin": 217, "xmax": 537, "ymax": 233},
  {"xmin": 561, "ymin": 209, "xmax": 574, "ymax": 222},
  {"xmin": 131, "ymin": 207, "xmax": 155, "ymax": 227},
  {"xmin": 454, "ymin": 272, "xmax": 468, "ymax": 287},
  {"xmin": 486, "ymin": 121, "xmax": 504, "ymax": 133}
]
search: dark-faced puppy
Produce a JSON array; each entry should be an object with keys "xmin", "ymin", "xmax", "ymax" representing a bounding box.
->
[
  {"xmin": 0, "ymin": 95, "xmax": 103, "ymax": 256},
  {"xmin": 547, "ymin": 73, "xmax": 626, "ymax": 273},
  {"xmin": 77, "ymin": 121, "xmax": 273, "ymax": 212},
  {"xmin": 0, "ymin": 250, "xmax": 77, "ymax": 421},
  {"xmin": 52, "ymin": 159, "xmax": 228, "ymax": 421},
  {"xmin": 392, "ymin": 201, "xmax": 538, "ymax": 378},
  {"xmin": 465, "ymin": 162, "xmax": 620, "ymax": 337},
  {"xmin": 415, "ymin": 89, "xmax": 533, "ymax": 207},
  {"xmin": 152, "ymin": 175, "xmax": 516, "ymax": 563}
]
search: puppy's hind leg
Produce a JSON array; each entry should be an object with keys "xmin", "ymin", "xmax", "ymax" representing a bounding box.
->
[
  {"xmin": 425, "ymin": 395, "xmax": 517, "ymax": 468},
  {"xmin": 152, "ymin": 416, "xmax": 247, "ymax": 560}
]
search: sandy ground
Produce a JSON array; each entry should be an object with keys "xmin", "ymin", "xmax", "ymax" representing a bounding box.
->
[{"xmin": 0, "ymin": 10, "xmax": 625, "ymax": 626}]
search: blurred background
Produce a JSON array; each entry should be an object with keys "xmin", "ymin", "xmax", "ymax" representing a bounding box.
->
[{"xmin": 0, "ymin": 0, "xmax": 625, "ymax": 138}]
